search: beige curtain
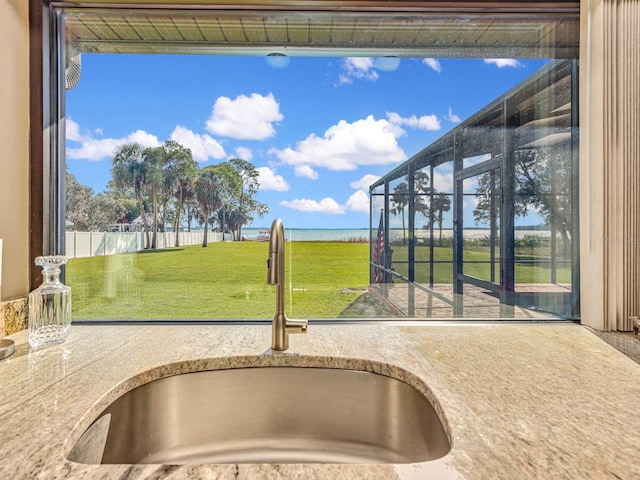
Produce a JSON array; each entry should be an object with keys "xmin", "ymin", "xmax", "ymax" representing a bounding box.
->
[{"xmin": 581, "ymin": 0, "xmax": 640, "ymax": 331}]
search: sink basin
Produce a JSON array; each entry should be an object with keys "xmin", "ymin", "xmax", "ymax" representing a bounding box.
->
[{"xmin": 68, "ymin": 362, "xmax": 451, "ymax": 465}]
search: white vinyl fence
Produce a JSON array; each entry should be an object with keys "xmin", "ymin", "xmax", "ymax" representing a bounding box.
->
[{"xmin": 65, "ymin": 231, "xmax": 224, "ymax": 259}]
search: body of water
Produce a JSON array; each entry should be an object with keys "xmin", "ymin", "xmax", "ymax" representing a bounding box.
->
[
  {"xmin": 242, "ymin": 228, "xmax": 369, "ymax": 242},
  {"xmin": 242, "ymin": 228, "xmax": 551, "ymax": 242}
]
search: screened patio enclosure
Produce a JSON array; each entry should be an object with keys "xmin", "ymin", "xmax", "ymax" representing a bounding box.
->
[{"xmin": 370, "ymin": 60, "xmax": 579, "ymax": 319}]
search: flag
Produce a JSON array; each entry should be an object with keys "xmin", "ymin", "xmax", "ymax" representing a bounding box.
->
[{"xmin": 373, "ymin": 211, "xmax": 385, "ymax": 283}]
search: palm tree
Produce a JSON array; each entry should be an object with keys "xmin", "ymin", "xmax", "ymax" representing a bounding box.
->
[
  {"xmin": 172, "ymin": 173, "xmax": 196, "ymax": 245},
  {"xmin": 182, "ymin": 183, "xmax": 198, "ymax": 232},
  {"xmin": 141, "ymin": 146, "xmax": 166, "ymax": 249},
  {"xmin": 391, "ymin": 182, "xmax": 409, "ymax": 242},
  {"xmin": 391, "ymin": 173, "xmax": 432, "ymax": 244},
  {"xmin": 227, "ymin": 203, "xmax": 250, "ymax": 241},
  {"xmin": 112, "ymin": 142, "xmax": 151, "ymax": 248},
  {"xmin": 194, "ymin": 167, "xmax": 222, "ymax": 247},
  {"xmin": 432, "ymin": 193, "xmax": 451, "ymax": 245},
  {"xmin": 137, "ymin": 141, "xmax": 194, "ymax": 249},
  {"xmin": 162, "ymin": 141, "xmax": 197, "ymax": 246}
]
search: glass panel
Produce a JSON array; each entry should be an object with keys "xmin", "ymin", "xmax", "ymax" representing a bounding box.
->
[
  {"xmin": 59, "ymin": 6, "xmax": 578, "ymax": 321},
  {"xmin": 388, "ymin": 174, "xmax": 409, "ymax": 278},
  {"xmin": 509, "ymin": 73, "xmax": 575, "ymax": 316},
  {"xmin": 462, "ymin": 168, "xmax": 500, "ymax": 284}
]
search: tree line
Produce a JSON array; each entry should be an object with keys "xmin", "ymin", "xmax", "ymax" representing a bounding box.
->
[
  {"xmin": 66, "ymin": 140, "xmax": 268, "ymax": 248},
  {"xmin": 472, "ymin": 146, "xmax": 573, "ymax": 255},
  {"xmin": 388, "ymin": 144, "xmax": 572, "ymax": 254}
]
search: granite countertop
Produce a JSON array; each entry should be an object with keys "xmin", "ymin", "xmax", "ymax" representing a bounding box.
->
[{"xmin": 1, "ymin": 323, "xmax": 639, "ymax": 479}]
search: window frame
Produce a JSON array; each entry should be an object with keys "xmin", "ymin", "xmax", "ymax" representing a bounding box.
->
[{"xmin": 30, "ymin": 1, "xmax": 580, "ymax": 320}]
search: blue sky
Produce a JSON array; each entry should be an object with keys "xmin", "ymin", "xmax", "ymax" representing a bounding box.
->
[{"xmin": 66, "ymin": 54, "xmax": 550, "ymax": 228}]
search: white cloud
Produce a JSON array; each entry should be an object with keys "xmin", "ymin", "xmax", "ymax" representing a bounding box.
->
[
  {"xmin": 373, "ymin": 57, "xmax": 400, "ymax": 72},
  {"xmin": 271, "ymin": 115, "xmax": 407, "ymax": 173},
  {"xmin": 339, "ymin": 57, "xmax": 380, "ymax": 84},
  {"xmin": 423, "ymin": 58, "xmax": 442, "ymax": 73},
  {"xmin": 169, "ymin": 125, "xmax": 226, "ymax": 162},
  {"xmin": 280, "ymin": 197, "xmax": 345, "ymax": 214},
  {"xmin": 483, "ymin": 59, "xmax": 522, "ymax": 68},
  {"xmin": 66, "ymin": 120, "xmax": 161, "ymax": 161},
  {"xmin": 205, "ymin": 93, "xmax": 283, "ymax": 140},
  {"xmin": 256, "ymin": 167, "xmax": 289, "ymax": 191},
  {"xmin": 66, "ymin": 118, "xmax": 83, "ymax": 142},
  {"xmin": 445, "ymin": 107, "xmax": 461, "ymax": 123},
  {"xmin": 350, "ymin": 174, "xmax": 381, "ymax": 190},
  {"xmin": 433, "ymin": 171, "xmax": 454, "ymax": 192},
  {"xmin": 234, "ymin": 146, "xmax": 253, "ymax": 161},
  {"xmin": 294, "ymin": 165, "xmax": 319, "ymax": 180},
  {"xmin": 463, "ymin": 177, "xmax": 479, "ymax": 193},
  {"xmin": 345, "ymin": 189, "xmax": 370, "ymax": 213},
  {"xmin": 127, "ymin": 130, "xmax": 162, "ymax": 147},
  {"xmin": 67, "ymin": 138, "xmax": 121, "ymax": 161},
  {"xmin": 387, "ymin": 111, "xmax": 441, "ymax": 131},
  {"xmin": 347, "ymin": 57, "xmax": 375, "ymax": 71},
  {"xmin": 280, "ymin": 188, "xmax": 370, "ymax": 215}
]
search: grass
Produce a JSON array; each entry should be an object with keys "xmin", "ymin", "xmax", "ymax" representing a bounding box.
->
[
  {"xmin": 66, "ymin": 241, "xmax": 572, "ymax": 320},
  {"xmin": 391, "ymin": 244, "xmax": 572, "ymax": 285},
  {"xmin": 66, "ymin": 242, "xmax": 370, "ymax": 320}
]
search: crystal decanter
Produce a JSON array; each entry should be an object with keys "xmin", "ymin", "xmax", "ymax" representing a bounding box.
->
[{"xmin": 28, "ymin": 256, "xmax": 72, "ymax": 348}]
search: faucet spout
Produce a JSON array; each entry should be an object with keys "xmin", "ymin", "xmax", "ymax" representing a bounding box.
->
[{"xmin": 267, "ymin": 218, "xmax": 308, "ymax": 351}]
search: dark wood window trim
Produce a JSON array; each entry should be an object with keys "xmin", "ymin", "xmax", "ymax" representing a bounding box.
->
[{"xmin": 29, "ymin": 0, "xmax": 44, "ymax": 290}]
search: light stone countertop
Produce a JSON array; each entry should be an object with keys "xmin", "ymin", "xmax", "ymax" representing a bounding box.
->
[{"xmin": 1, "ymin": 323, "xmax": 639, "ymax": 479}]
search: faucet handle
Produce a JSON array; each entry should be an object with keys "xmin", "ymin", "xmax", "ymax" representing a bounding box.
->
[
  {"xmin": 267, "ymin": 253, "xmax": 279, "ymax": 285},
  {"xmin": 286, "ymin": 318, "xmax": 308, "ymax": 334}
]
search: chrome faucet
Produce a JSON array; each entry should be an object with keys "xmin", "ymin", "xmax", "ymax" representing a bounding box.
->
[{"xmin": 267, "ymin": 218, "xmax": 308, "ymax": 351}]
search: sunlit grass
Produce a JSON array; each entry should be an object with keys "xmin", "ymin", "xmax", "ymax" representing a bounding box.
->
[
  {"xmin": 389, "ymin": 244, "xmax": 571, "ymax": 285},
  {"xmin": 66, "ymin": 242, "xmax": 370, "ymax": 320},
  {"xmin": 66, "ymin": 241, "xmax": 570, "ymax": 320}
]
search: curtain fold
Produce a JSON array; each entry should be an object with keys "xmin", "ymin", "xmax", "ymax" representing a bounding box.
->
[{"xmin": 582, "ymin": 0, "xmax": 640, "ymax": 331}]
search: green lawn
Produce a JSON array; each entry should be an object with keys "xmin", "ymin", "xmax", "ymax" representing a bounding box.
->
[
  {"xmin": 391, "ymin": 244, "xmax": 572, "ymax": 285},
  {"xmin": 66, "ymin": 242, "xmax": 370, "ymax": 320},
  {"xmin": 66, "ymin": 241, "xmax": 572, "ymax": 320}
]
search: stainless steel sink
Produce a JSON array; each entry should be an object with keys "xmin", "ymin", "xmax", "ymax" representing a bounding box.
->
[{"xmin": 69, "ymin": 365, "xmax": 451, "ymax": 465}]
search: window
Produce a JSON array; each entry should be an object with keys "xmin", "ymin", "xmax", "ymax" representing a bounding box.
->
[{"xmin": 40, "ymin": 4, "xmax": 580, "ymax": 321}]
